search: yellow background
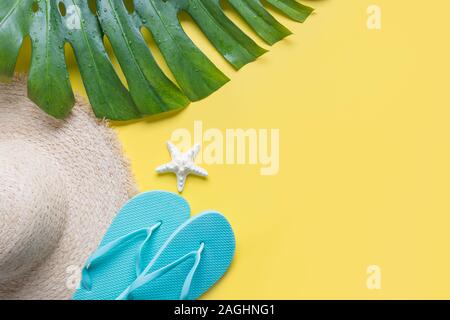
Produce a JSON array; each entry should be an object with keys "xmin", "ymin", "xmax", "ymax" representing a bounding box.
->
[{"xmin": 16, "ymin": 0, "xmax": 450, "ymax": 299}]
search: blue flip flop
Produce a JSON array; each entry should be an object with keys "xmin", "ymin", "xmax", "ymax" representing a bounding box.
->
[
  {"xmin": 116, "ymin": 211, "xmax": 235, "ymax": 300},
  {"xmin": 73, "ymin": 191, "xmax": 190, "ymax": 300}
]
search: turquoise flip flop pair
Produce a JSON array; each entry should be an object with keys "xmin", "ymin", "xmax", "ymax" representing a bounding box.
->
[{"xmin": 73, "ymin": 191, "xmax": 235, "ymax": 300}]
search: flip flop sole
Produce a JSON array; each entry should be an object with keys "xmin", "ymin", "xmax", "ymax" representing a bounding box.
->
[
  {"xmin": 74, "ymin": 191, "xmax": 190, "ymax": 300},
  {"xmin": 130, "ymin": 211, "xmax": 235, "ymax": 300}
]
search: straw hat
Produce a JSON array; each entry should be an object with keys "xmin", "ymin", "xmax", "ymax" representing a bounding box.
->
[{"xmin": 0, "ymin": 78, "xmax": 137, "ymax": 299}]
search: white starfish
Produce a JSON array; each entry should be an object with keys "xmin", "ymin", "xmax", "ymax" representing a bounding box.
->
[{"xmin": 156, "ymin": 142, "xmax": 208, "ymax": 192}]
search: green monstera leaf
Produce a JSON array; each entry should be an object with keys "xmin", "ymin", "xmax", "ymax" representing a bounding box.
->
[{"xmin": 0, "ymin": 0, "xmax": 313, "ymax": 120}]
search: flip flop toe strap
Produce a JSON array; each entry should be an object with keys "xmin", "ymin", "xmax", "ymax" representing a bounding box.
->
[
  {"xmin": 116, "ymin": 242, "xmax": 205, "ymax": 300},
  {"xmin": 81, "ymin": 222, "xmax": 162, "ymax": 290}
]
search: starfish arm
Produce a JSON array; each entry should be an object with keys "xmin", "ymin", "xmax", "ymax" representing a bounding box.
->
[
  {"xmin": 191, "ymin": 165, "xmax": 208, "ymax": 177},
  {"xmin": 167, "ymin": 141, "xmax": 181, "ymax": 159},
  {"xmin": 177, "ymin": 174, "xmax": 187, "ymax": 192},
  {"xmin": 156, "ymin": 163, "xmax": 175, "ymax": 173},
  {"xmin": 187, "ymin": 143, "xmax": 201, "ymax": 161}
]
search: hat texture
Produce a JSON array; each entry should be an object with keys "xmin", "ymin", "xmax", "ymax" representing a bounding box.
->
[{"xmin": 0, "ymin": 78, "xmax": 137, "ymax": 299}]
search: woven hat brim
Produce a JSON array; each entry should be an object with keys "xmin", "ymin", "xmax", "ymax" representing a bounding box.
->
[{"xmin": 0, "ymin": 78, "xmax": 137, "ymax": 299}]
